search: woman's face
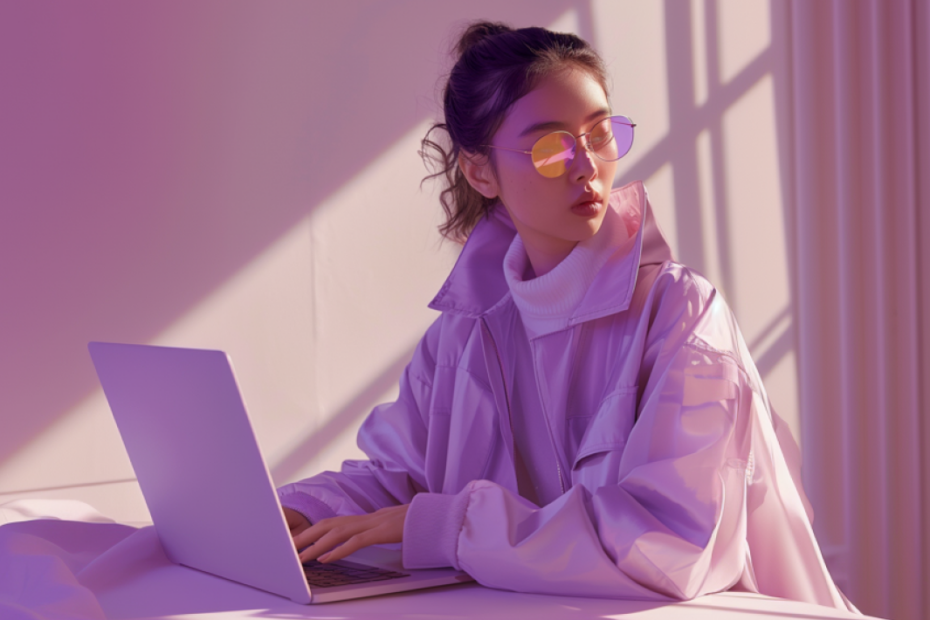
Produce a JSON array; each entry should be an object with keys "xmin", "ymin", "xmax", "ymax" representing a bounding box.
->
[{"xmin": 465, "ymin": 67, "xmax": 619, "ymax": 273}]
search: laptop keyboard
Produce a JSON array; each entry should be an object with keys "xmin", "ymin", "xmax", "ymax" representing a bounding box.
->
[{"xmin": 302, "ymin": 558, "xmax": 409, "ymax": 588}]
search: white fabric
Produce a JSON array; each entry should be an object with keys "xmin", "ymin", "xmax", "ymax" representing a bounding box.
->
[{"xmin": 502, "ymin": 205, "xmax": 629, "ymax": 340}]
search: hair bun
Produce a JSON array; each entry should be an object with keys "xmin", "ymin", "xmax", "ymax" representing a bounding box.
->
[
  {"xmin": 427, "ymin": 20, "xmax": 607, "ymax": 242},
  {"xmin": 456, "ymin": 21, "xmax": 513, "ymax": 57}
]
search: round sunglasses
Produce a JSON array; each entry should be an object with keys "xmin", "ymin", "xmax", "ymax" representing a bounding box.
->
[{"xmin": 484, "ymin": 115, "xmax": 636, "ymax": 178}]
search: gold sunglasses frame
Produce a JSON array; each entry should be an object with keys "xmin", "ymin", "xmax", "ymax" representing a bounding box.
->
[{"xmin": 482, "ymin": 115, "xmax": 636, "ymax": 178}]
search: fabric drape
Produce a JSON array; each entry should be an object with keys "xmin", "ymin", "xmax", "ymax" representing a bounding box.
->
[{"xmin": 788, "ymin": 2, "xmax": 929, "ymax": 619}]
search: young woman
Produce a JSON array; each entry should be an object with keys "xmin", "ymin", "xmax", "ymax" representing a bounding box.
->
[{"xmin": 277, "ymin": 22, "xmax": 856, "ymax": 612}]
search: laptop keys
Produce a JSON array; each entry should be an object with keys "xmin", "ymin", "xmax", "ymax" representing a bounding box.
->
[{"xmin": 302, "ymin": 559, "xmax": 409, "ymax": 588}]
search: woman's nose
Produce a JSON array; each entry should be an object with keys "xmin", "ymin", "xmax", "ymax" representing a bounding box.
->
[{"xmin": 570, "ymin": 140, "xmax": 597, "ymax": 183}]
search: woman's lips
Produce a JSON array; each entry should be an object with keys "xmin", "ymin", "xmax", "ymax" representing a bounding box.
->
[{"xmin": 571, "ymin": 200, "xmax": 601, "ymax": 217}]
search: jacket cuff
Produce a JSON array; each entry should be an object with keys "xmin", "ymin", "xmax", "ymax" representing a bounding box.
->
[
  {"xmin": 402, "ymin": 488, "xmax": 470, "ymax": 570},
  {"xmin": 277, "ymin": 486, "xmax": 338, "ymax": 525}
]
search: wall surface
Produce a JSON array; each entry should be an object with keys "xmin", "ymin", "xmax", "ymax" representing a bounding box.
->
[{"xmin": 0, "ymin": 0, "xmax": 802, "ymax": 558}]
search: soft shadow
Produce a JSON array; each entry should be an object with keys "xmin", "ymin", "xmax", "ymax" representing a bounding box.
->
[
  {"xmin": 0, "ymin": 0, "xmax": 576, "ymax": 475},
  {"xmin": 270, "ymin": 343, "xmax": 418, "ymax": 484}
]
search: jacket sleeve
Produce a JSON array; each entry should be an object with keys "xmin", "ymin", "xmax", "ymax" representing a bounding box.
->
[
  {"xmin": 402, "ymin": 270, "xmax": 758, "ymax": 601},
  {"xmin": 276, "ymin": 320, "xmax": 438, "ymax": 525}
]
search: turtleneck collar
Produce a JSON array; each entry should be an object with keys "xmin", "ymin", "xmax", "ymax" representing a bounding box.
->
[
  {"xmin": 502, "ymin": 202, "xmax": 630, "ymax": 339},
  {"xmin": 428, "ymin": 180, "xmax": 675, "ymax": 333}
]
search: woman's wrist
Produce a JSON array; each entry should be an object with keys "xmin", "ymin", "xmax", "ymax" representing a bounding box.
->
[
  {"xmin": 277, "ymin": 489, "xmax": 337, "ymax": 526},
  {"xmin": 402, "ymin": 488, "xmax": 471, "ymax": 570}
]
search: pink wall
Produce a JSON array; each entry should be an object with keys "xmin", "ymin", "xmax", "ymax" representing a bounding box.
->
[
  {"xmin": 4, "ymin": 2, "xmax": 926, "ymax": 618},
  {"xmin": 0, "ymin": 0, "xmax": 573, "ymax": 474}
]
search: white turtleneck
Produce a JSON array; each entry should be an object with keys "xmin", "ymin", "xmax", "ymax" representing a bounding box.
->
[
  {"xmin": 503, "ymin": 204, "xmax": 630, "ymax": 340},
  {"xmin": 500, "ymin": 205, "xmax": 631, "ymax": 506}
]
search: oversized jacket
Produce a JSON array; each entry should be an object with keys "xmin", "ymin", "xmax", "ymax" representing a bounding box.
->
[{"xmin": 278, "ymin": 180, "xmax": 855, "ymax": 612}]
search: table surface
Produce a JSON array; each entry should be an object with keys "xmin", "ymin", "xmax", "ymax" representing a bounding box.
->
[
  {"xmin": 88, "ymin": 532, "xmax": 871, "ymax": 620},
  {"xmin": 0, "ymin": 500, "xmax": 878, "ymax": 620},
  {"xmin": 98, "ymin": 572, "xmax": 870, "ymax": 620}
]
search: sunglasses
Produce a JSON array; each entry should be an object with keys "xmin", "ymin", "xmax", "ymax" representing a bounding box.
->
[{"xmin": 484, "ymin": 115, "xmax": 636, "ymax": 178}]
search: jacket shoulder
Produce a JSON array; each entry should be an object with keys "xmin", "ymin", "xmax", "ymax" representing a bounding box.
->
[
  {"xmin": 650, "ymin": 261, "xmax": 717, "ymax": 304},
  {"xmin": 647, "ymin": 261, "xmax": 747, "ymax": 359},
  {"xmin": 642, "ymin": 261, "xmax": 733, "ymax": 344}
]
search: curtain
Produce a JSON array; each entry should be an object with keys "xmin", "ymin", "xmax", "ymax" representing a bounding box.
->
[{"xmin": 789, "ymin": 1, "xmax": 929, "ymax": 619}]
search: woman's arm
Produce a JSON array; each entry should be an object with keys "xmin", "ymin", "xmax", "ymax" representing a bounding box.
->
[
  {"xmin": 399, "ymin": 271, "xmax": 846, "ymax": 609},
  {"xmin": 398, "ymin": 270, "xmax": 764, "ymax": 601},
  {"xmin": 275, "ymin": 319, "xmax": 439, "ymax": 541},
  {"xmin": 401, "ymin": 328, "xmax": 749, "ymax": 601}
]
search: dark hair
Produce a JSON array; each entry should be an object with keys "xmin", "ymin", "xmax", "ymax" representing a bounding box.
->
[{"xmin": 420, "ymin": 21, "xmax": 610, "ymax": 243}]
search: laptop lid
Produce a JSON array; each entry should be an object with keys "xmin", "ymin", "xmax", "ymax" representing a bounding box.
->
[
  {"xmin": 88, "ymin": 342, "xmax": 473, "ymax": 604},
  {"xmin": 88, "ymin": 342, "xmax": 313, "ymax": 603}
]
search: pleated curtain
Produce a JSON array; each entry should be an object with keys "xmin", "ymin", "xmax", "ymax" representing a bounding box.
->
[{"xmin": 789, "ymin": 1, "xmax": 930, "ymax": 619}]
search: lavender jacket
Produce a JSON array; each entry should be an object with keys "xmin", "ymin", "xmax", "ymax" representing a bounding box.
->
[{"xmin": 278, "ymin": 181, "xmax": 854, "ymax": 611}]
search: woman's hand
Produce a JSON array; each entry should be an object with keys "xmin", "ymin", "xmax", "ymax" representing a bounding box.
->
[
  {"xmin": 292, "ymin": 504, "xmax": 409, "ymax": 564},
  {"xmin": 283, "ymin": 507, "xmax": 312, "ymax": 538}
]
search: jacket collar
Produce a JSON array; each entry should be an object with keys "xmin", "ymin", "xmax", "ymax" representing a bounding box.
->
[{"xmin": 428, "ymin": 180, "xmax": 674, "ymax": 327}]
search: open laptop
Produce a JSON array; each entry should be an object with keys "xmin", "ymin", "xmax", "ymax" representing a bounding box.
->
[{"xmin": 88, "ymin": 341, "xmax": 473, "ymax": 604}]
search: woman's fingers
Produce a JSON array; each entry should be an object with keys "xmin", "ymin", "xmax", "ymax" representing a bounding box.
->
[
  {"xmin": 293, "ymin": 505, "xmax": 409, "ymax": 563},
  {"xmin": 299, "ymin": 522, "xmax": 363, "ymax": 562},
  {"xmin": 317, "ymin": 529, "xmax": 379, "ymax": 563},
  {"xmin": 294, "ymin": 516, "xmax": 353, "ymax": 551},
  {"xmin": 295, "ymin": 514, "xmax": 374, "ymax": 562}
]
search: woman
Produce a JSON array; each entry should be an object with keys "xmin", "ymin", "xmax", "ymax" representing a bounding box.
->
[{"xmin": 277, "ymin": 21, "xmax": 856, "ymax": 612}]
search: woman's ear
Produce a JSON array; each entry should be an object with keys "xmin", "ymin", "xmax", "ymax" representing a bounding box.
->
[{"xmin": 458, "ymin": 151, "xmax": 500, "ymax": 199}]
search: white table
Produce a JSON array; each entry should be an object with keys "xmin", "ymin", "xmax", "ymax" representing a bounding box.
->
[
  {"xmin": 0, "ymin": 500, "xmax": 875, "ymax": 620},
  {"xmin": 99, "ymin": 569, "xmax": 871, "ymax": 620}
]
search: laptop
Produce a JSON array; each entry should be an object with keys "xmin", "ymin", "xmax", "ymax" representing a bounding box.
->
[{"xmin": 88, "ymin": 341, "xmax": 473, "ymax": 604}]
